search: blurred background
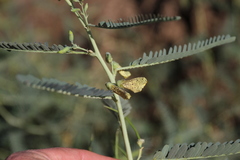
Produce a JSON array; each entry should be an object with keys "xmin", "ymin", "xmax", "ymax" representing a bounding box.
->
[{"xmin": 0, "ymin": 0, "xmax": 240, "ymax": 159}]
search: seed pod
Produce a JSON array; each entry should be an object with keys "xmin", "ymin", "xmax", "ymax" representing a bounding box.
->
[
  {"xmin": 106, "ymin": 82, "xmax": 131, "ymax": 99},
  {"xmin": 117, "ymin": 77, "xmax": 147, "ymax": 93}
]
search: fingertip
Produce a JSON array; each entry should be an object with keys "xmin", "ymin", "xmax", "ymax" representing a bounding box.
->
[
  {"xmin": 6, "ymin": 148, "xmax": 118, "ymax": 160},
  {"xmin": 6, "ymin": 150, "xmax": 49, "ymax": 160}
]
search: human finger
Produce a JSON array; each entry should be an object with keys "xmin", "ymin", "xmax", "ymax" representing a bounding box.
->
[{"xmin": 6, "ymin": 147, "xmax": 119, "ymax": 160}]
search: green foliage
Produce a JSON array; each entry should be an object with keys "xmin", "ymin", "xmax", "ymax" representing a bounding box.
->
[
  {"xmin": 153, "ymin": 139, "xmax": 240, "ymax": 160},
  {"xmin": 102, "ymin": 98, "xmax": 132, "ymax": 117},
  {"xmin": 0, "ymin": 41, "xmax": 65, "ymax": 52},
  {"xmin": 89, "ymin": 14, "xmax": 181, "ymax": 29},
  {"xmin": 0, "ymin": 42, "xmax": 89, "ymax": 55},
  {"xmin": 119, "ymin": 35, "xmax": 235, "ymax": 70},
  {"xmin": 16, "ymin": 74, "xmax": 113, "ymax": 99}
]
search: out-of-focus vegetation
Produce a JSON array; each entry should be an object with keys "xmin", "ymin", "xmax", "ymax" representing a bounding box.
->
[{"xmin": 0, "ymin": 0, "xmax": 240, "ymax": 159}]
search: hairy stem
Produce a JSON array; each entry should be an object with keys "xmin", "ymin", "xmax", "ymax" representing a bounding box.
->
[
  {"xmin": 65, "ymin": 1, "xmax": 133, "ymax": 160},
  {"xmin": 114, "ymin": 94, "xmax": 133, "ymax": 160},
  {"xmin": 84, "ymin": 13, "xmax": 133, "ymax": 160},
  {"xmin": 87, "ymin": 28, "xmax": 133, "ymax": 160},
  {"xmin": 115, "ymin": 128, "xmax": 120, "ymax": 159},
  {"xmin": 89, "ymin": 34, "xmax": 115, "ymax": 82}
]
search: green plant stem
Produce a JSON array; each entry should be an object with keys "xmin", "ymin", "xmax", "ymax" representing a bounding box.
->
[
  {"xmin": 90, "ymin": 37, "xmax": 115, "ymax": 82},
  {"xmin": 65, "ymin": 1, "xmax": 133, "ymax": 159},
  {"xmin": 85, "ymin": 17, "xmax": 133, "ymax": 160},
  {"xmin": 115, "ymin": 128, "xmax": 120, "ymax": 159},
  {"xmin": 126, "ymin": 118, "xmax": 141, "ymax": 140},
  {"xmin": 80, "ymin": 5, "xmax": 133, "ymax": 160},
  {"xmin": 87, "ymin": 30, "xmax": 133, "ymax": 160},
  {"xmin": 137, "ymin": 147, "xmax": 144, "ymax": 160},
  {"xmin": 114, "ymin": 94, "xmax": 133, "ymax": 160}
]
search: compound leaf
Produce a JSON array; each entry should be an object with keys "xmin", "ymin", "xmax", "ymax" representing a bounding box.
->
[
  {"xmin": 89, "ymin": 14, "xmax": 181, "ymax": 29},
  {"xmin": 118, "ymin": 35, "xmax": 236, "ymax": 71},
  {"xmin": 153, "ymin": 139, "xmax": 240, "ymax": 160},
  {"xmin": 0, "ymin": 42, "xmax": 85, "ymax": 54},
  {"xmin": 16, "ymin": 74, "xmax": 113, "ymax": 99}
]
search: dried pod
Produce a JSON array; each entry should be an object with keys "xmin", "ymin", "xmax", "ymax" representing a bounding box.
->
[
  {"xmin": 106, "ymin": 82, "xmax": 131, "ymax": 99},
  {"xmin": 117, "ymin": 77, "xmax": 147, "ymax": 93}
]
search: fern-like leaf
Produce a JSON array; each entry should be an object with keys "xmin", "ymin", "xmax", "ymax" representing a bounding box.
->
[
  {"xmin": 16, "ymin": 74, "xmax": 113, "ymax": 99},
  {"xmin": 89, "ymin": 14, "xmax": 181, "ymax": 29},
  {"xmin": 0, "ymin": 42, "xmax": 67, "ymax": 53},
  {"xmin": 0, "ymin": 42, "xmax": 87, "ymax": 54},
  {"xmin": 153, "ymin": 139, "xmax": 240, "ymax": 160},
  {"xmin": 118, "ymin": 35, "xmax": 236, "ymax": 71}
]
